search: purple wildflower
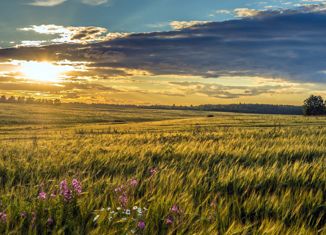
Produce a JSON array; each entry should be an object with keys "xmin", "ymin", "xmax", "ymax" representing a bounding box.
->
[
  {"xmin": 0, "ymin": 212, "xmax": 6, "ymax": 223},
  {"xmin": 72, "ymin": 179, "xmax": 82, "ymax": 195},
  {"xmin": 137, "ymin": 220, "xmax": 145, "ymax": 230},
  {"xmin": 166, "ymin": 216, "xmax": 174, "ymax": 225},
  {"xmin": 59, "ymin": 180, "xmax": 72, "ymax": 201},
  {"xmin": 129, "ymin": 178, "xmax": 138, "ymax": 187},
  {"xmin": 63, "ymin": 190, "xmax": 72, "ymax": 201},
  {"xmin": 119, "ymin": 193, "xmax": 128, "ymax": 207},
  {"xmin": 171, "ymin": 204, "xmax": 180, "ymax": 214},
  {"xmin": 60, "ymin": 180, "xmax": 68, "ymax": 193},
  {"xmin": 38, "ymin": 191, "xmax": 47, "ymax": 200}
]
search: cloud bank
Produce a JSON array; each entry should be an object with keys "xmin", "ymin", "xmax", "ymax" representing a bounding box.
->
[{"xmin": 2, "ymin": 7, "xmax": 326, "ymax": 83}]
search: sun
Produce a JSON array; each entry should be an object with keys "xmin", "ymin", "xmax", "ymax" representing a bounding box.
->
[{"xmin": 19, "ymin": 61, "xmax": 69, "ymax": 82}]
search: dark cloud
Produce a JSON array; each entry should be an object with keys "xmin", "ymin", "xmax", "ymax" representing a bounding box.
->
[{"xmin": 1, "ymin": 8, "xmax": 326, "ymax": 82}]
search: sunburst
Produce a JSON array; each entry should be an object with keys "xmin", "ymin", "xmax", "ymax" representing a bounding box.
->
[{"xmin": 19, "ymin": 61, "xmax": 70, "ymax": 83}]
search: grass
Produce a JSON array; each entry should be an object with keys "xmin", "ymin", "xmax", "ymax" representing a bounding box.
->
[{"xmin": 0, "ymin": 103, "xmax": 324, "ymax": 234}]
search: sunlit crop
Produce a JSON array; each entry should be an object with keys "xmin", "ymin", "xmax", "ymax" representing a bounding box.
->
[{"xmin": 0, "ymin": 103, "xmax": 324, "ymax": 234}]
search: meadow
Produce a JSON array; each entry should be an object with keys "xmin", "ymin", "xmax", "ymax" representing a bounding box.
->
[{"xmin": 0, "ymin": 103, "xmax": 324, "ymax": 234}]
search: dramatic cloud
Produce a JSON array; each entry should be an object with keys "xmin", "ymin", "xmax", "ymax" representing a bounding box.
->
[
  {"xmin": 19, "ymin": 25, "xmax": 126, "ymax": 44},
  {"xmin": 2, "ymin": 8, "xmax": 326, "ymax": 84},
  {"xmin": 28, "ymin": 0, "xmax": 66, "ymax": 7}
]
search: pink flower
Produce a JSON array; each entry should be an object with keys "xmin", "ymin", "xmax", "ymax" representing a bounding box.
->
[
  {"xmin": 119, "ymin": 193, "xmax": 128, "ymax": 207},
  {"xmin": 150, "ymin": 168, "xmax": 157, "ymax": 176},
  {"xmin": 166, "ymin": 216, "xmax": 174, "ymax": 225},
  {"xmin": 63, "ymin": 190, "xmax": 72, "ymax": 201},
  {"xmin": 171, "ymin": 204, "xmax": 180, "ymax": 213},
  {"xmin": 0, "ymin": 212, "xmax": 6, "ymax": 223},
  {"xmin": 38, "ymin": 191, "xmax": 47, "ymax": 200},
  {"xmin": 129, "ymin": 178, "xmax": 138, "ymax": 187},
  {"xmin": 72, "ymin": 179, "xmax": 82, "ymax": 195},
  {"xmin": 59, "ymin": 180, "xmax": 72, "ymax": 201},
  {"xmin": 137, "ymin": 220, "xmax": 145, "ymax": 230},
  {"xmin": 60, "ymin": 180, "xmax": 68, "ymax": 194}
]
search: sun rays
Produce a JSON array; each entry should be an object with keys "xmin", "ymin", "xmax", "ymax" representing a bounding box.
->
[{"xmin": 19, "ymin": 61, "xmax": 72, "ymax": 83}]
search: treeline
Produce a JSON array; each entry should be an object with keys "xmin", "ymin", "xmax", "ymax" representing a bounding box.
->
[
  {"xmin": 0, "ymin": 95, "xmax": 61, "ymax": 105},
  {"xmin": 138, "ymin": 104, "xmax": 303, "ymax": 115},
  {"xmin": 83, "ymin": 103, "xmax": 303, "ymax": 115}
]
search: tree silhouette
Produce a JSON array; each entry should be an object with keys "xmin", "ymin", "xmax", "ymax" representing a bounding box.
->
[
  {"xmin": 303, "ymin": 95, "xmax": 325, "ymax": 116},
  {"xmin": 0, "ymin": 95, "xmax": 61, "ymax": 106}
]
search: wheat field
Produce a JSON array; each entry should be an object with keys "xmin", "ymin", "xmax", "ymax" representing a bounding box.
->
[{"xmin": 0, "ymin": 103, "xmax": 324, "ymax": 234}]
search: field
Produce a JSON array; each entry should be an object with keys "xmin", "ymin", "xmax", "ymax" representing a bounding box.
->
[{"xmin": 0, "ymin": 103, "xmax": 324, "ymax": 234}]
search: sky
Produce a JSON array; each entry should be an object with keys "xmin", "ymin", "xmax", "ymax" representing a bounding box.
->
[{"xmin": 0, "ymin": 0, "xmax": 326, "ymax": 105}]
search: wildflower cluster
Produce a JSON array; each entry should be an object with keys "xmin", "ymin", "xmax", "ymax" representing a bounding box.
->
[
  {"xmin": 0, "ymin": 179, "xmax": 84, "ymax": 229},
  {"xmin": 165, "ymin": 204, "xmax": 181, "ymax": 226},
  {"xmin": 59, "ymin": 180, "xmax": 73, "ymax": 201},
  {"xmin": 36, "ymin": 179, "xmax": 82, "ymax": 202},
  {"xmin": 93, "ymin": 177, "xmax": 153, "ymax": 232},
  {"xmin": 72, "ymin": 179, "xmax": 82, "ymax": 195},
  {"xmin": 114, "ymin": 178, "xmax": 138, "ymax": 208},
  {"xmin": 93, "ymin": 206, "xmax": 148, "ymax": 233}
]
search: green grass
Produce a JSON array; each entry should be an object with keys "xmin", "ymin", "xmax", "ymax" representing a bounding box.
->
[{"xmin": 0, "ymin": 103, "xmax": 324, "ymax": 234}]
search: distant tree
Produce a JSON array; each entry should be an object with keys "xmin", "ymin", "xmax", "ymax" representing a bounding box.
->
[
  {"xmin": 26, "ymin": 97, "xmax": 35, "ymax": 104},
  {"xmin": 7, "ymin": 96, "xmax": 16, "ymax": 103},
  {"xmin": 303, "ymin": 95, "xmax": 326, "ymax": 116},
  {"xmin": 53, "ymin": 99, "xmax": 61, "ymax": 105},
  {"xmin": 0, "ymin": 95, "xmax": 6, "ymax": 103},
  {"xmin": 17, "ymin": 96, "xmax": 25, "ymax": 103}
]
